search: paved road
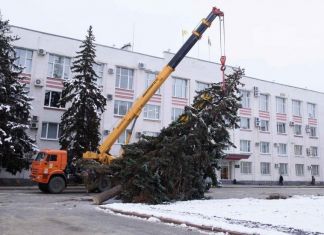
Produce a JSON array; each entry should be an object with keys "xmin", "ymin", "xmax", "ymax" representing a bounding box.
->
[
  {"xmin": 0, "ymin": 187, "xmax": 206, "ymax": 235},
  {"xmin": 1, "ymin": 185, "xmax": 324, "ymax": 235}
]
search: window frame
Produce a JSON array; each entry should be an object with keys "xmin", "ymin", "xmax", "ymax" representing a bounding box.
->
[
  {"xmin": 47, "ymin": 54, "xmax": 71, "ymax": 80},
  {"xmin": 277, "ymin": 122, "xmax": 286, "ymax": 134},
  {"xmin": 14, "ymin": 47, "xmax": 33, "ymax": 74},
  {"xmin": 145, "ymin": 72, "xmax": 160, "ymax": 94},
  {"xmin": 142, "ymin": 131, "xmax": 159, "ymax": 137},
  {"xmin": 41, "ymin": 122, "xmax": 60, "ymax": 140},
  {"xmin": 276, "ymin": 97, "xmax": 286, "ymax": 114},
  {"xmin": 294, "ymin": 145, "xmax": 303, "ymax": 156},
  {"xmin": 292, "ymin": 100, "xmax": 302, "ymax": 117},
  {"xmin": 93, "ymin": 63, "xmax": 104, "ymax": 86},
  {"xmin": 307, "ymin": 103, "xmax": 316, "ymax": 118},
  {"xmin": 172, "ymin": 77, "xmax": 188, "ymax": 98},
  {"xmin": 240, "ymin": 90, "xmax": 250, "ymax": 108},
  {"xmin": 260, "ymin": 142, "xmax": 270, "ymax": 154},
  {"xmin": 260, "ymin": 162, "xmax": 271, "ymax": 175},
  {"xmin": 114, "ymin": 100, "xmax": 133, "ymax": 116},
  {"xmin": 44, "ymin": 90, "xmax": 65, "ymax": 109},
  {"xmin": 240, "ymin": 162, "xmax": 252, "ymax": 174},
  {"xmin": 295, "ymin": 164, "xmax": 304, "ymax": 176},
  {"xmin": 309, "ymin": 126, "xmax": 317, "ymax": 137},
  {"xmin": 171, "ymin": 107, "xmax": 184, "ymax": 121},
  {"xmin": 240, "ymin": 117, "xmax": 250, "ymax": 129},
  {"xmin": 240, "ymin": 140, "xmax": 251, "ymax": 153},
  {"xmin": 310, "ymin": 146, "xmax": 318, "ymax": 157},
  {"xmin": 311, "ymin": 165, "xmax": 319, "ymax": 176},
  {"xmin": 117, "ymin": 130, "xmax": 127, "ymax": 144},
  {"xmin": 279, "ymin": 163, "xmax": 288, "ymax": 175},
  {"xmin": 115, "ymin": 66, "xmax": 134, "ymax": 90},
  {"xmin": 277, "ymin": 143, "xmax": 288, "ymax": 156},
  {"xmin": 294, "ymin": 124, "xmax": 302, "ymax": 136},
  {"xmin": 259, "ymin": 94, "xmax": 269, "ymax": 112},
  {"xmin": 196, "ymin": 81, "xmax": 210, "ymax": 92},
  {"xmin": 260, "ymin": 119, "xmax": 269, "ymax": 132},
  {"xmin": 143, "ymin": 104, "xmax": 160, "ymax": 120}
]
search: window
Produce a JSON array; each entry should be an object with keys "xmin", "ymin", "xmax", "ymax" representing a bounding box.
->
[
  {"xmin": 294, "ymin": 145, "xmax": 303, "ymax": 156},
  {"xmin": 145, "ymin": 72, "xmax": 160, "ymax": 94},
  {"xmin": 260, "ymin": 142, "xmax": 270, "ymax": 154},
  {"xmin": 196, "ymin": 81, "xmax": 209, "ymax": 92},
  {"xmin": 260, "ymin": 120, "xmax": 269, "ymax": 132},
  {"xmin": 309, "ymin": 126, "xmax": 317, "ymax": 137},
  {"xmin": 143, "ymin": 104, "xmax": 160, "ymax": 120},
  {"xmin": 41, "ymin": 122, "xmax": 60, "ymax": 140},
  {"xmin": 277, "ymin": 122, "xmax": 286, "ymax": 134},
  {"xmin": 48, "ymin": 155, "xmax": 57, "ymax": 161},
  {"xmin": 47, "ymin": 54, "xmax": 71, "ymax": 79},
  {"xmin": 292, "ymin": 100, "xmax": 301, "ymax": 116},
  {"xmin": 311, "ymin": 165, "xmax": 319, "ymax": 176},
  {"xmin": 278, "ymin": 143, "xmax": 287, "ymax": 156},
  {"xmin": 35, "ymin": 152, "xmax": 46, "ymax": 161},
  {"xmin": 295, "ymin": 164, "xmax": 304, "ymax": 176},
  {"xmin": 276, "ymin": 97, "xmax": 286, "ymax": 114},
  {"xmin": 44, "ymin": 90, "xmax": 65, "ymax": 108},
  {"xmin": 114, "ymin": 100, "xmax": 132, "ymax": 116},
  {"xmin": 142, "ymin": 131, "xmax": 159, "ymax": 137},
  {"xmin": 294, "ymin": 124, "xmax": 302, "ymax": 135},
  {"xmin": 117, "ymin": 130, "xmax": 127, "ymax": 144},
  {"xmin": 279, "ymin": 163, "xmax": 288, "ymax": 175},
  {"xmin": 260, "ymin": 162, "xmax": 270, "ymax": 175},
  {"xmin": 240, "ymin": 162, "xmax": 252, "ymax": 174},
  {"xmin": 173, "ymin": 77, "xmax": 188, "ymax": 98},
  {"xmin": 240, "ymin": 117, "xmax": 250, "ymax": 129},
  {"xmin": 93, "ymin": 63, "xmax": 104, "ymax": 86},
  {"xmin": 171, "ymin": 108, "xmax": 184, "ymax": 121},
  {"xmin": 307, "ymin": 103, "xmax": 316, "ymax": 118},
  {"xmin": 23, "ymin": 86, "xmax": 30, "ymax": 95},
  {"xmin": 240, "ymin": 90, "xmax": 250, "ymax": 108},
  {"xmin": 240, "ymin": 140, "xmax": 251, "ymax": 152},
  {"xmin": 14, "ymin": 48, "xmax": 33, "ymax": 73},
  {"xmin": 259, "ymin": 94, "xmax": 269, "ymax": 111},
  {"xmin": 115, "ymin": 67, "xmax": 134, "ymax": 90},
  {"xmin": 310, "ymin": 146, "xmax": 318, "ymax": 157}
]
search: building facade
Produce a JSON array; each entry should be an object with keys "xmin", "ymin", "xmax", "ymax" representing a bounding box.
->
[{"xmin": 2, "ymin": 26, "xmax": 323, "ymax": 184}]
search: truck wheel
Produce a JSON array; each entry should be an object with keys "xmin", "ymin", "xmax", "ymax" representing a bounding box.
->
[
  {"xmin": 38, "ymin": 183, "xmax": 49, "ymax": 193},
  {"xmin": 98, "ymin": 175, "xmax": 111, "ymax": 192},
  {"xmin": 48, "ymin": 176, "xmax": 66, "ymax": 194}
]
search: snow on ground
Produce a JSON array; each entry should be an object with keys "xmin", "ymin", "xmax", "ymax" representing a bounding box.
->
[{"xmin": 99, "ymin": 196, "xmax": 324, "ymax": 235}]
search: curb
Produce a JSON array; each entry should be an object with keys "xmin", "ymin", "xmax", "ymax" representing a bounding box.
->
[{"xmin": 106, "ymin": 207, "xmax": 249, "ymax": 235}]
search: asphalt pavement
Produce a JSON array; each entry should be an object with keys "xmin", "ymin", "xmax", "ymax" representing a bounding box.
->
[
  {"xmin": 0, "ymin": 187, "xmax": 206, "ymax": 235},
  {"xmin": 1, "ymin": 185, "xmax": 324, "ymax": 235}
]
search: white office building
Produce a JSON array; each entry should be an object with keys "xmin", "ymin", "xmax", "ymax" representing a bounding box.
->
[{"xmin": 2, "ymin": 25, "xmax": 323, "ymax": 184}]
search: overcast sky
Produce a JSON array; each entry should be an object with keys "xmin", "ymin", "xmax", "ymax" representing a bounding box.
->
[{"xmin": 1, "ymin": 0, "xmax": 324, "ymax": 91}]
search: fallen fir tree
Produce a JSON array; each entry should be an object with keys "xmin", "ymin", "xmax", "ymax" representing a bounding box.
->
[{"xmin": 93, "ymin": 68, "xmax": 244, "ymax": 204}]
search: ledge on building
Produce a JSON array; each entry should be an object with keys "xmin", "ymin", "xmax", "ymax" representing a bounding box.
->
[{"xmin": 225, "ymin": 153, "xmax": 250, "ymax": 161}]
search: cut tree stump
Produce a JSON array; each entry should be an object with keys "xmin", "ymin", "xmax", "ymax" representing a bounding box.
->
[{"xmin": 92, "ymin": 184, "xmax": 122, "ymax": 205}]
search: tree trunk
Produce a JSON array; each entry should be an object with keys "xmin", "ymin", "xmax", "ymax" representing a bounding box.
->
[{"xmin": 92, "ymin": 184, "xmax": 122, "ymax": 205}]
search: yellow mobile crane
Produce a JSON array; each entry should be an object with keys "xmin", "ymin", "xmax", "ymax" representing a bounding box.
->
[{"xmin": 30, "ymin": 7, "xmax": 225, "ymax": 193}]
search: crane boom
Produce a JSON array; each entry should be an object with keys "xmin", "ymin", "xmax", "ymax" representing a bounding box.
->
[{"xmin": 83, "ymin": 7, "xmax": 224, "ymax": 163}]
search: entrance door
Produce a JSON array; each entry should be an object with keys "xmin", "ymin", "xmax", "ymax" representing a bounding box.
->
[{"xmin": 221, "ymin": 166, "xmax": 229, "ymax": 179}]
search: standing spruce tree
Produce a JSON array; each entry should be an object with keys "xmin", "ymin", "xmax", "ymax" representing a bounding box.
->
[
  {"xmin": 0, "ymin": 15, "xmax": 34, "ymax": 174},
  {"xmin": 59, "ymin": 26, "xmax": 106, "ymax": 161}
]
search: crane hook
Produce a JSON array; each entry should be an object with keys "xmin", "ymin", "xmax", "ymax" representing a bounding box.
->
[{"xmin": 220, "ymin": 55, "xmax": 226, "ymax": 71}]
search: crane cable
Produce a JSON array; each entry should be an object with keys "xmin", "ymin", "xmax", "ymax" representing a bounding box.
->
[{"xmin": 219, "ymin": 15, "xmax": 226, "ymax": 91}]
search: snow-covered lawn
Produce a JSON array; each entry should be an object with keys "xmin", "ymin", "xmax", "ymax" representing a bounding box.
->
[{"xmin": 99, "ymin": 196, "xmax": 324, "ymax": 235}]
